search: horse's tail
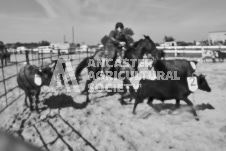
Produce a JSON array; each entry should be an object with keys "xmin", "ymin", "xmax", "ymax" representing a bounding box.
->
[{"xmin": 75, "ymin": 57, "xmax": 90, "ymax": 84}]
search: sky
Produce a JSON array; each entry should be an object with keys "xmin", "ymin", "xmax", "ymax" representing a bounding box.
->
[{"xmin": 0, "ymin": 0, "xmax": 226, "ymax": 44}]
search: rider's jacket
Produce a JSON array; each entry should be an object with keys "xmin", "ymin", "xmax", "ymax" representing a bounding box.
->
[{"xmin": 108, "ymin": 30, "xmax": 127, "ymax": 46}]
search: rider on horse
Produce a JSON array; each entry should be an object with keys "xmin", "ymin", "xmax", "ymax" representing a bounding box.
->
[{"xmin": 105, "ymin": 22, "xmax": 128, "ymax": 70}]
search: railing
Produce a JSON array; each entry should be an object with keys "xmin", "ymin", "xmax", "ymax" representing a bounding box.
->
[
  {"xmin": 157, "ymin": 45, "xmax": 226, "ymax": 58},
  {"xmin": 0, "ymin": 48, "xmax": 92, "ymax": 114},
  {"xmin": 1, "ymin": 45, "xmax": 224, "ymax": 113}
]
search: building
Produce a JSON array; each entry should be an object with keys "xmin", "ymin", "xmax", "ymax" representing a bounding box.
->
[
  {"xmin": 69, "ymin": 43, "xmax": 76, "ymax": 54},
  {"xmin": 16, "ymin": 46, "xmax": 27, "ymax": 53},
  {"xmin": 79, "ymin": 44, "xmax": 88, "ymax": 52},
  {"xmin": 208, "ymin": 31, "xmax": 226, "ymax": 45},
  {"xmin": 160, "ymin": 41, "xmax": 177, "ymax": 47},
  {"xmin": 50, "ymin": 43, "xmax": 70, "ymax": 54}
]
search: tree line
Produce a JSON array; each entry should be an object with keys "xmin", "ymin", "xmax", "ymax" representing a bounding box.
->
[{"xmin": 4, "ymin": 40, "xmax": 50, "ymax": 49}]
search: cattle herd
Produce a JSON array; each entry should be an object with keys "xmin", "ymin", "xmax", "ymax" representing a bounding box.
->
[
  {"xmin": 16, "ymin": 55, "xmax": 213, "ymax": 121},
  {"xmin": 202, "ymin": 49, "xmax": 226, "ymax": 63}
]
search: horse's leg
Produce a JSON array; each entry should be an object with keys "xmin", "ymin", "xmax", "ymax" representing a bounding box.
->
[
  {"xmin": 81, "ymin": 66, "xmax": 97, "ymax": 94},
  {"xmin": 123, "ymin": 78, "xmax": 135, "ymax": 95},
  {"xmin": 81, "ymin": 78, "xmax": 94, "ymax": 95},
  {"xmin": 86, "ymin": 89, "xmax": 90, "ymax": 103},
  {"xmin": 120, "ymin": 78, "xmax": 135, "ymax": 105},
  {"xmin": 60, "ymin": 74, "xmax": 64, "ymax": 85}
]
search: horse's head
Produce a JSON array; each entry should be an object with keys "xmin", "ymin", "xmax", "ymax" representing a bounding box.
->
[
  {"xmin": 133, "ymin": 35, "xmax": 157, "ymax": 59},
  {"xmin": 151, "ymin": 49, "xmax": 165, "ymax": 60},
  {"xmin": 141, "ymin": 35, "xmax": 165, "ymax": 60},
  {"xmin": 133, "ymin": 35, "xmax": 155, "ymax": 51}
]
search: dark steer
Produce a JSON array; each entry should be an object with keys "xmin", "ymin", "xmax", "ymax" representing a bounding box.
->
[
  {"xmin": 133, "ymin": 74, "xmax": 211, "ymax": 120},
  {"xmin": 17, "ymin": 64, "xmax": 53, "ymax": 111},
  {"xmin": 216, "ymin": 50, "xmax": 226, "ymax": 62},
  {"xmin": 152, "ymin": 59, "xmax": 198, "ymax": 77}
]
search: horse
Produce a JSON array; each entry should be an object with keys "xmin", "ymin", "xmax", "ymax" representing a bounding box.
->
[
  {"xmin": 0, "ymin": 41, "xmax": 11, "ymax": 66},
  {"xmin": 75, "ymin": 35, "xmax": 164, "ymax": 104}
]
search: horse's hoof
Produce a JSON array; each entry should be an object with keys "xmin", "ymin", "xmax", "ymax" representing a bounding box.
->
[{"xmin": 132, "ymin": 111, "xmax": 136, "ymax": 115}]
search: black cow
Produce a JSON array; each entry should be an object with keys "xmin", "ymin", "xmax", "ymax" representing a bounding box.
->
[
  {"xmin": 152, "ymin": 59, "xmax": 198, "ymax": 77},
  {"xmin": 216, "ymin": 50, "xmax": 226, "ymax": 62},
  {"xmin": 17, "ymin": 65, "xmax": 53, "ymax": 111},
  {"xmin": 133, "ymin": 74, "xmax": 211, "ymax": 120}
]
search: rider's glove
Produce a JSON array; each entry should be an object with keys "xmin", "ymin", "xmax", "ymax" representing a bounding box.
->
[{"xmin": 119, "ymin": 42, "xmax": 126, "ymax": 46}]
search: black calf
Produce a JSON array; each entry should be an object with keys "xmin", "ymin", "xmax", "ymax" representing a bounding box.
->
[
  {"xmin": 17, "ymin": 65, "xmax": 53, "ymax": 111},
  {"xmin": 216, "ymin": 50, "xmax": 226, "ymax": 62},
  {"xmin": 133, "ymin": 74, "xmax": 211, "ymax": 120}
]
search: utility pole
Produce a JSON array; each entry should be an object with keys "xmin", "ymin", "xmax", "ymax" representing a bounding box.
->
[
  {"xmin": 72, "ymin": 26, "xmax": 75, "ymax": 43},
  {"xmin": 64, "ymin": 35, "xmax": 66, "ymax": 43}
]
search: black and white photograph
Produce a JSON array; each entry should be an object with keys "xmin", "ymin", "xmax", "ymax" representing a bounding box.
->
[{"xmin": 0, "ymin": 0, "xmax": 226, "ymax": 151}]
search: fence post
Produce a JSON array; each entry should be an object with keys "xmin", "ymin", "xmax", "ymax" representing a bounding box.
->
[
  {"xmin": 31, "ymin": 49, "xmax": 33, "ymax": 61},
  {"xmin": 50, "ymin": 50, "xmax": 53, "ymax": 61},
  {"xmin": 86, "ymin": 48, "xmax": 88, "ymax": 57},
  {"xmin": 1, "ymin": 65, "xmax": 8, "ymax": 106},
  {"xmin": 68, "ymin": 48, "xmax": 70, "ymax": 59},
  {"xmin": 79, "ymin": 51, "xmax": 81, "ymax": 62},
  {"xmin": 25, "ymin": 50, "xmax": 30, "ymax": 64},
  {"xmin": 58, "ymin": 49, "xmax": 60, "ymax": 58},
  {"xmin": 38, "ymin": 49, "xmax": 40, "ymax": 66},
  {"xmin": 174, "ymin": 46, "xmax": 177, "ymax": 58},
  {"xmin": 41, "ymin": 49, "xmax": 44, "ymax": 67},
  {"xmin": 201, "ymin": 46, "xmax": 204, "ymax": 58},
  {"xmin": 14, "ymin": 53, "xmax": 21, "ymax": 95}
]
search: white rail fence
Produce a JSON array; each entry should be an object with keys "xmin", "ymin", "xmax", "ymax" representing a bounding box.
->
[{"xmin": 157, "ymin": 46, "xmax": 226, "ymax": 57}]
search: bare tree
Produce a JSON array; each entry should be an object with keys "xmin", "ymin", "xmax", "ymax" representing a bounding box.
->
[{"xmin": 163, "ymin": 35, "xmax": 175, "ymax": 42}]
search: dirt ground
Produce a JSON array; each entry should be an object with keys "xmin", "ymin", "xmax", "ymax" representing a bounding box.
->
[{"xmin": 0, "ymin": 59, "xmax": 226, "ymax": 151}]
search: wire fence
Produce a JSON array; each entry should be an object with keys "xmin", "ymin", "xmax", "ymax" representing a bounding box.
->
[
  {"xmin": 1, "ymin": 45, "xmax": 225, "ymax": 114},
  {"xmin": 0, "ymin": 49, "xmax": 93, "ymax": 114}
]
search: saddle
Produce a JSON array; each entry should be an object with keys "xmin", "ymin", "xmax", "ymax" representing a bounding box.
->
[{"xmin": 101, "ymin": 45, "xmax": 129, "ymax": 73}]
